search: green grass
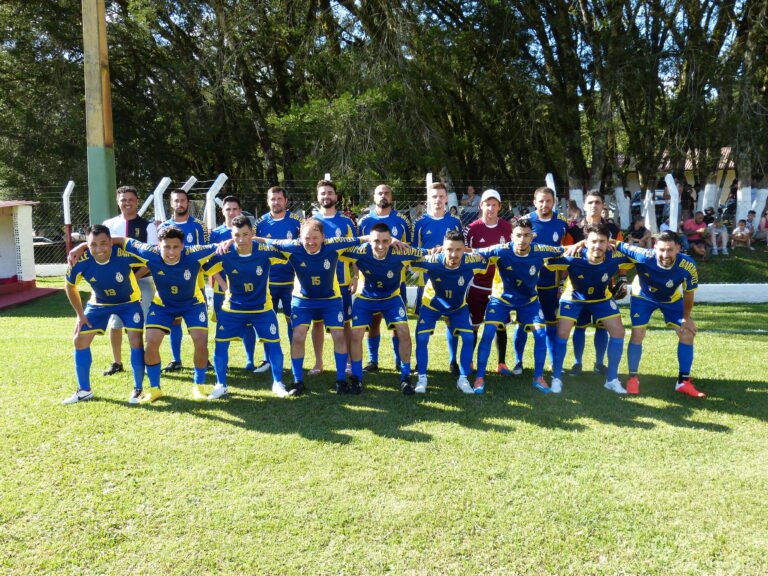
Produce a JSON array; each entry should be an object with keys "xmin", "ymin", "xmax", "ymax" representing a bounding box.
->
[
  {"xmin": 1, "ymin": 285, "xmax": 767, "ymax": 575},
  {"xmin": 690, "ymin": 241, "xmax": 768, "ymax": 283}
]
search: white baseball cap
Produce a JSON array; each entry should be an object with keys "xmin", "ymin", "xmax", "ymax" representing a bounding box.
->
[{"xmin": 480, "ymin": 189, "xmax": 501, "ymax": 203}]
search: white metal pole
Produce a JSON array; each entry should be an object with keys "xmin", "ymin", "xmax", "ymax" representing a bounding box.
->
[
  {"xmin": 664, "ymin": 174, "xmax": 679, "ymax": 232},
  {"xmin": 62, "ymin": 180, "xmax": 75, "ymax": 252},
  {"xmin": 152, "ymin": 177, "xmax": 172, "ymax": 224},
  {"xmin": 204, "ymin": 173, "xmax": 229, "ymax": 230}
]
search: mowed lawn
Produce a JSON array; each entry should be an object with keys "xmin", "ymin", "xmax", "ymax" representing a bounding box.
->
[{"xmin": 1, "ymin": 281, "xmax": 767, "ymax": 575}]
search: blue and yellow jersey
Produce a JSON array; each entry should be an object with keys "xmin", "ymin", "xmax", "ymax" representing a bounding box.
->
[
  {"xmin": 255, "ymin": 211, "xmax": 303, "ymax": 285},
  {"xmin": 208, "ymin": 224, "xmax": 231, "ymax": 244},
  {"xmin": 358, "ymin": 210, "xmax": 411, "ymax": 243},
  {"xmin": 521, "ymin": 211, "xmax": 571, "ymax": 289},
  {"xmin": 545, "ymin": 250, "xmax": 634, "ymax": 302},
  {"xmin": 614, "ymin": 242, "xmax": 698, "ymax": 303},
  {"xmin": 123, "ymin": 239, "xmax": 217, "ymax": 307},
  {"xmin": 268, "ymin": 237, "xmax": 361, "ymax": 300},
  {"xmin": 313, "ymin": 212, "xmax": 357, "ymax": 286},
  {"xmin": 340, "ymin": 244, "xmax": 425, "ymax": 300},
  {"xmin": 412, "ymin": 213, "xmax": 463, "ymax": 250},
  {"xmin": 411, "ymin": 253, "xmax": 488, "ymax": 310},
  {"xmin": 158, "ymin": 216, "xmax": 208, "ymax": 246},
  {"xmin": 204, "ymin": 244, "xmax": 288, "ymax": 313},
  {"xmin": 476, "ymin": 242, "xmax": 564, "ymax": 307},
  {"xmin": 65, "ymin": 245, "xmax": 143, "ymax": 306}
]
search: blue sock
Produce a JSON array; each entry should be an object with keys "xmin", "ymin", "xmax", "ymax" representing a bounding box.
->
[
  {"xmin": 447, "ymin": 327, "xmax": 458, "ymax": 364},
  {"xmin": 459, "ymin": 332, "xmax": 475, "ymax": 376},
  {"xmin": 367, "ymin": 335, "xmax": 380, "ymax": 364},
  {"xmin": 242, "ymin": 327, "xmax": 256, "ymax": 368},
  {"xmin": 545, "ymin": 325, "xmax": 558, "ymax": 365},
  {"xmin": 214, "ymin": 341, "xmax": 229, "ymax": 386},
  {"xmin": 400, "ymin": 361, "xmax": 411, "ymax": 377},
  {"xmin": 415, "ymin": 332, "xmax": 430, "ymax": 375},
  {"xmin": 74, "ymin": 348, "xmax": 92, "ymax": 391},
  {"xmin": 334, "ymin": 351, "xmax": 348, "ymax": 381},
  {"xmin": 532, "ymin": 329, "xmax": 547, "ymax": 379},
  {"xmin": 572, "ymin": 328, "xmax": 586, "ymax": 365},
  {"xmin": 392, "ymin": 337, "xmax": 401, "ymax": 366},
  {"xmin": 553, "ymin": 337, "xmax": 568, "ymax": 379},
  {"xmin": 146, "ymin": 363, "xmax": 161, "ymax": 388},
  {"xmin": 476, "ymin": 325, "xmax": 496, "ymax": 379},
  {"xmin": 291, "ymin": 357, "xmax": 304, "ymax": 383},
  {"xmin": 352, "ymin": 359, "xmax": 363, "ymax": 380},
  {"xmin": 129, "ymin": 347, "xmax": 144, "ymax": 389},
  {"xmin": 265, "ymin": 341, "xmax": 284, "ymax": 383},
  {"xmin": 286, "ymin": 319, "xmax": 293, "ymax": 346},
  {"xmin": 594, "ymin": 328, "xmax": 608, "ymax": 366},
  {"xmin": 677, "ymin": 342, "xmax": 694, "ymax": 377},
  {"xmin": 193, "ymin": 366, "xmax": 207, "ymax": 385},
  {"xmin": 627, "ymin": 342, "xmax": 642, "ymax": 373},
  {"xmin": 169, "ymin": 323, "xmax": 182, "ymax": 363},
  {"xmin": 514, "ymin": 324, "xmax": 527, "ymax": 364},
  {"xmin": 607, "ymin": 337, "xmax": 624, "ymax": 380}
]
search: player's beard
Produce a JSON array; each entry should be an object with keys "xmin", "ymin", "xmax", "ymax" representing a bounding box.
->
[
  {"xmin": 174, "ymin": 207, "xmax": 189, "ymax": 217},
  {"xmin": 320, "ymin": 199, "xmax": 336, "ymax": 210},
  {"xmin": 377, "ymin": 199, "xmax": 392, "ymax": 210}
]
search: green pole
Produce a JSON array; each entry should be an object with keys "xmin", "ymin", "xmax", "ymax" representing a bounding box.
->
[{"xmin": 82, "ymin": 0, "xmax": 116, "ymax": 224}]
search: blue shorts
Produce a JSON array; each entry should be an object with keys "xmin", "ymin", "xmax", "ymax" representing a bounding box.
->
[
  {"xmin": 629, "ymin": 296, "xmax": 684, "ymax": 328},
  {"xmin": 340, "ymin": 284, "xmax": 353, "ymax": 322},
  {"xmin": 215, "ymin": 309, "xmax": 280, "ymax": 342},
  {"xmin": 558, "ymin": 298, "xmax": 621, "ymax": 325},
  {"xmin": 292, "ymin": 296, "xmax": 345, "ymax": 330},
  {"xmin": 351, "ymin": 295, "xmax": 408, "ymax": 330},
  {"xmin": 537, "ymin": 286, "xmax": 560, "ymax": 324},
  {"xmin": 416, "ymin": 302, "xmax": 473, "ymax": 335},
  {"xmin": 269, "ymin": 283, "xmax": 293, "ymax": 319},
  {"xmin": 146, "ymin": 301, "xmax": 209, "ymax": 332},
  {"xmin": 212, "ymin": 290, "xmax": 225, "ymax": 321},
  {"xmin": 575, "ymin": 308, "xmax": 606, "ymax": 329},
  {"xmin": 483, "ymin": 297, "xmax": 546, "ymax": 332},
  {"xmin": 81, "ymin": 301, "xmax": 144, "ymax": 335}
]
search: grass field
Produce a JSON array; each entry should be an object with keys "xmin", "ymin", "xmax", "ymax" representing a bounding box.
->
[{"xmin": 1, "ymin": 281, "xmax": 767, "ymax": 575}]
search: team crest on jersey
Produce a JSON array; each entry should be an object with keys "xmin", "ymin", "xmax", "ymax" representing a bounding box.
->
[
  {"xmin": 256, "ymin": 266, "xmax": 263, "ymax": 276},
  {"xmin": 601, "ymin": 273, "xmax": 608, "ymax": 283},
  {"xmin": 286, "ymin": 232, "xmax": 293, "ymax": 239},
  {"xmin": 335, "ymin": 228, "xmax": 342, "ymax": 237},
  {"xmin": 184, "ymin": 269, "xmax": 191, "ymax": 280},
  {"xmin": 133, "ymin": 312, "xmax": 140, "ymax": 323},
  {"xmin": 199, "ymin": 311, "xmax": 206, "ymax": 322},
  {"xmin": 269, "ymin": 323, "xmax": 277, "ymax": 335},
  {"xmin": 398, "ymin": 307, "xmax": 405, "ymax": 317},
  {"xmin": 187, "ymin": 233, "xmax": 194, "ymax": 243},
  {"xmin": 115, "ymin": 272, "xmax": 124, "ymax": 282},
  {"xmin": 666, "ymin": 279, "xmax": 674, "ymax": 288},
  {"xmin": 392, "ymin": 226, "xmax": 399, "ymax": 237},
  {"xmin": 387, "ymin": 270, "xmax": 394, "ymax": 279},
  {"xmin": 323, "ymin": 259, "xmax": 331, "ymax": 270},
  {"xmin": 610, "ymin": 300, "xmax": 617, "ymax": 310},
  {"xmin": 553, "ymin": 232, "xmax": 560, "ymax": 241},
  {"xmin": 529, "ymin": 265, "xmax": 536, "ymax": 276},
  {"xmin": 337, "ymin": 311, "xmax": 343, "ymax": 322},
  {"xmin": 458, "ymin": 277, "xmax": 465, "ymax": 286}
]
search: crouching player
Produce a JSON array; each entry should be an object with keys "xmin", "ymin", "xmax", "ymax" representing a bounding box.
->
[
  {"xmin": 473, "ymin": 219, "xmax": 564, "ymax": 394},
  {"xmin": 410, "ymin": 230, "xmax": 488, "ymax": 394},
  {"xmin": 545, "ymin": 223, "xmax": 634, "ymax": 394},
  {"xmin": 205, "ymin": 215, "xmax": 288, "ymax": 399},
  {"xmin": 614, "ymin": 230, "xmax": 705, "ymax": 397},
  {"xmin": 63, "ymin": 225, "xmax": 146, "ymax": 404}
]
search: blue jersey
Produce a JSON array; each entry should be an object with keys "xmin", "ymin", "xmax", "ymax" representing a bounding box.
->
[
  {"xmin": 204, "ymin": 244, "xmax": 287, "ymax": 313},
  {"xmin": 341, "ymin": 244, "xmax": 425, "ymax": 300},
  {"xmin": 268, "ymin": 237, "xmax": 361, "ymax": 299},
  {"xmin": 123, "ymin": 239, "xmax": 217, "ymax": 307},
  {"xmin": 412, "ymin": 213, "xmax": 463, "ymax": 250},
  {"xmin": 255, "ymin": 211, "xmax": 303, "ymax": 285},
  {"xmin": 208, "ymin": 224, "xmax": 231, "ymax": 244},
  {"xmin": 476, "ymin": 242, "xmax": 564, "ymax": 307},
  {"xmin": 411, "ymin": 253, "xmax": 488, "ymax": 310},
  {"xmin": 65, "ymin": 245, "xmax": 142, "ymax": 306},
  {"xmin": 615, "ymin": 242, "xmax": 698, "ymax": 303},
  {"xmin": 313, "ymin": 212, "xmax": 358, "ymax": 285},
  {"xmin": 521, "ymin": 211, "xmax": 571, "ymax": 288},
  {"xmin": 158, "ymin": 216, "xmax": 208, "ymax": 246},
  {"xmin": 546, "ymin": 250, "xmax": 633, "ymax": 302},
  {"xmin": 357, "ymin": 210, "xmax": 411, "ymax": 243}
]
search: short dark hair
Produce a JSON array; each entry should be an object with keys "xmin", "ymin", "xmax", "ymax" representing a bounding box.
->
[
  {"xmin": 231, "ymin": 214, "xmax": 252, "ymax": 229},
  {"xmin": 748, "ymin": 210, "xmax": 756, "ymax": 216},
  {"xmin": 533, "ymin": 186, "xmax": 555, "ymax": 200},
  {"xmin": 656, "ymin": 230, "xmax": 681, "ymax": 245},
  {"xmin": 169, "ymin": 189, "xmax": 189, "ymax": 200},
  {"xmin": 584, "ymin": 190, "xmax": 604, "ymax": 203},
  {"xmin": 222, "ymin": 195, "xmax": 241, "ymax": 208},
  {"xmin": 428, "ymin": 182, "xmax": 447, "ymax": 192},
  {"xmin": 370, "ymin": 222, "xmax": 390, "ymax": 235},
  {"xmin": 116, "ymin": 186, "xmax": 138, "ymax": 198},
  {"xmin": 738, "ymin": 219, "xmax": 747, "ymax": 225},
  {"xmin": 511, "ymin": 218, "xmax": 532, "ymax": 232},
  {"xmin": 317, "ymin": 179, "xmax": 336, "ymax": 192},
  {"xmin": 444, "ymin": 229, "xmax": 465, "ymax": 243},
  {"xmin": 584, "ymin": 222, "xmax": 609, "ymax": 238},
  {"xmin": 87, "ymin": 224, "xmax": 111, "ymax": 237},
  {"xmin": 158, "ymin": 225, "xmax": 184, "ymax": 242},
  {"xmin": 267, "ymin": 186, "xmax": 287, "ymax": 199}
]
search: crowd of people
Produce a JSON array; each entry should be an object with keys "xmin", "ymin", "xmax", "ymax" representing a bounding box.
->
[{"xmin": 62, "ymin": 180, "xmax": 714, "ymax": 405}]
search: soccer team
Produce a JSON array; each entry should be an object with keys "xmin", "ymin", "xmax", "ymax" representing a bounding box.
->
[{"xmin": 62, "ymin": 181, "xmax": 706, "ymax": 404}]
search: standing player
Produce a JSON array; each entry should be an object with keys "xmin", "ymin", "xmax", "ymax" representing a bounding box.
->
[
  {"xmin": 473, "ymin": 220, "xmax": 564, "ymax": 394},
  {"xmin": 157, "ymin": 188, "xmax": 208, "ymax": 373},
  {"xmin": 341, "ymin": 222, "xmax": 424, "ymax": 394},
  {"xmin": 514, "ymin": 187, "xmax": 571, "ymax": 373},
  {"xmin": 255, "ymin": 186, "xmax": 303, "ymax": 375},
  {"xmin": 545, "ymin": 223, "xmax": 633, "ymax": 394},
  {"xmin": 356, "ymin": 184, "xmax": 411, "ymax": 373},
  {"xmin": 464, "ymin": 189, "xmax": 513, "ymax": 375},
  {"xmin": 63, "ymin": 225, "xmax": 146, "ymax": 404},
  {"xmin": 410, "ymin": 230, "xmax": 488, "ymax": 394},
  {"xmin": 412, "ymin": 182, "xmax": 463, "ymax": 373},
  {"xmin": 310, "ymin": 180, "xmax": 358, "ymax": 375},
  {"xmin": 102, "ymin": 185, "xmax": 157, "ymax": 377},
  {"xmin": 613, "ymin": 231, "xmax": 705, "ymax": 397},
  {"xmin": 205, "ymin": 215, "xmax": 288, "ymax": 399}
]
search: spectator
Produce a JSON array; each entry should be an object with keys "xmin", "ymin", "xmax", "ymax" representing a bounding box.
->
[
  {"xmin": 660, "ymin": 218, "xmax": 690, "ymax": 253},
  {"xmin": 682, "ymin": 211, "xmax": 709, "ymax": 258},
  {"xmin": 703, "ymin": 206, "xmax": 717, "ymax": 225},
  {"xmin": 745, "ymin": 210, "xmax": 758, "ymax": 237},
  {"xmin": 680, "ymin": 184, "xmax": 695, "ymax": 221},
  {"xmin": 460, "ymin": 185, "xmax": 481, "ymax": 226},
  {"xmin": 707, "ymin": 217, "xmax": 729, "ymax": 256},
  {"xmin": 755, "ymin": 211, "xmax": 768, "ymax": 244},
  {"xmin": 731, "ymin": 219, "xmax": 754, "ymax": 250},
  {"xmin": 627, "ymin": 218, "xmax": 653, "ymax": 248},
  {"xmin": 567, "ymin": 200, "xmax": 582, "ymax": 228}
]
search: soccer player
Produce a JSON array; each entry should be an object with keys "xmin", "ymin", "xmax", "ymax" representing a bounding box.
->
[
  {"xmin": 473, "ymin": 219, "xmax": 564, "ymax": 394},
  {"xmin": 341, "ymin": 222, "xmax": 424, "ymax": 394},
  {"xmin": 464, "ymin": 189, "xmax": 513, "ymax": 375},
  {"xmin": 309, "ymin": 180, "xmax": 358, "ymax": 376},
  {"xmin": 63, "ymin": 225, "xmax": 146, "ymax": 404},
  {"xmin": 356, "ymin": 183, "xmax": 412, "ymax": 373},
  {"xmin": 157, "ymin": 188, "xmax": 208, "ymax": 373},
  {"xmin": 204, "ymin": 215, "xmax": 288, "ymax": 399},
  {"xmin": 545, "ymin": 223, "xmax": 633, "ymax": 394},
  {"xmin": 255, "ymin": 186, "xmax": 303, "ymax": 374},
  {"xmin": 412, "ymin": 182, "xmax": 463, "ymax": 374},
  {"xmin": 613, "ymin": 231, "xmax": 706, "ymax": 397},
  {"xmin": 102, "ymin": 185, "xmax": 157, "ymax": 377},
  {"xmin": 411, "ymin": 230, "xmax": 488, "ymax": 394},
  {"xmin": 514, "ymin": 187, "xmax": 571, "ymax": 373}
]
